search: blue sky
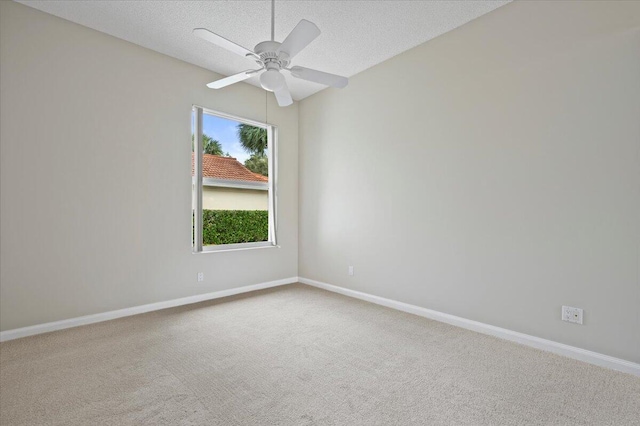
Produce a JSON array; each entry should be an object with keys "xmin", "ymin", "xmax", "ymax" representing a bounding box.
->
[{"xmin": 201, "ymin": 114, "xmax": 251, "ymax": 163}]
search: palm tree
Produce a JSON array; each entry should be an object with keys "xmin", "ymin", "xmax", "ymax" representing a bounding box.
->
[
  {"xmin": 203, "ymin": 135, "xmax": 224, "ymax": 156},
  {"xmin": 244, "ymin": 154, "xmax": 268, "ymax": 176},
  {"xmin": 192, "ymin": 134, "xmax": 224, "ymax": 156},
  {"xmin": 237, "ymin": 124, "xmax": 267, "ymax": 156}
]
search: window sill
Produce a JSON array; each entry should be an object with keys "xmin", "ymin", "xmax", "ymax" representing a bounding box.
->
[{"xmin": 193, "ymin": 242, "xmax": 279, "ymax": 254}]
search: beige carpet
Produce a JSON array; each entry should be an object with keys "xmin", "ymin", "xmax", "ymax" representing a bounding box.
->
[{"xmin": 1, "ymin": 284, "xmax": 638, "ymax": 425}]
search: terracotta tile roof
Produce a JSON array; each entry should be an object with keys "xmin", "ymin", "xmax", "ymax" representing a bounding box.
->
[{"xmin": 192, "ymin": 153, "xmax": 268, "ymax": 183}]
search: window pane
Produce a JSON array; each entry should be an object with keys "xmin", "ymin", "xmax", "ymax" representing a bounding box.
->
[{"xmin": 192, "ymin": 109, "xmax": 272, "ymax": 249}]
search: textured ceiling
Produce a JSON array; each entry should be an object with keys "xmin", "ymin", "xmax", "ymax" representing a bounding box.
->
[{"xmin": 17, "ymin": 1, "xmax": 510, "ymax": 100}]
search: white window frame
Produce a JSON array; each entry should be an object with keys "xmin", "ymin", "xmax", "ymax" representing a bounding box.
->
[{"xmin": 192, "ymin": 105, "xmax": 278, "ymax": 253}]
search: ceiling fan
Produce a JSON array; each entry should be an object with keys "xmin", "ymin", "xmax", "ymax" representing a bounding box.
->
[{"xmin": 193, "ymin": 0, "xmax": 348, "ymax": 107}]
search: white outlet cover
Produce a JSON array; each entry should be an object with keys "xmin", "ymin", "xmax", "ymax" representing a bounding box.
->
[
  {"xmin": 561, "ymin": 305, "xmax": 583, "ymax": 324},
  {"xmin": 348, "ymin": 266, "xmax": 354, "ymax": 276},
  {"xmin": 197, "ymin": 272, "xmax": 204, "ymax": 282}
]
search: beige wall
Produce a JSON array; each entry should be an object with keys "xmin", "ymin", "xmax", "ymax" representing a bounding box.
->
[
  {"xmin": 0, "ymin": 1, "xmax": 298, "ymax": 331},
  {"xmin": 202, "ymin": 187, "xmax": 268, "ymax": 211},
  {"xmin": 299, "ymin": 1, "xmax": 640, "ymax": 363}
]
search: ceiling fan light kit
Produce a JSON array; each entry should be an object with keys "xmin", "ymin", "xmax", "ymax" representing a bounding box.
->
[
  {"xmin": 260, "ymin": 69, "xmax": 285, "ymax": 92},
  {"xmin": 193, "ymin": 0, "xmax": 348, "ymax": 107}
]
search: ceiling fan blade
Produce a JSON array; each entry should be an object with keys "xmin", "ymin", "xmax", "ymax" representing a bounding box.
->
[
  {"xmin": 193, "ymin": 28, "xmax": 255, "ymax": 58},
  {"xmin": 289, "ymin": 66, "xmax": 348, "ymax": 89},
  {"xmin": 276, "ymin": 19, "xmax": 320, "ymax": 59},
  {"xmin": 206, "ymin": 69, "xmax": 262, "ymax": 89},
  {"xmin": 274, "ymin": 83, "xmax": 293, "ymax": 107}
]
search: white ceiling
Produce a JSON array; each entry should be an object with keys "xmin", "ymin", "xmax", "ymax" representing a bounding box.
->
[{"xmin": 17, "ymin": 0, "xmax": 510, "ymax": 100}]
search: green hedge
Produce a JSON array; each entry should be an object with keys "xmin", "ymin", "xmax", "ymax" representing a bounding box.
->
[{"xmin": 202, "ymin": 210, "xmax": 268, "ymax": 245}]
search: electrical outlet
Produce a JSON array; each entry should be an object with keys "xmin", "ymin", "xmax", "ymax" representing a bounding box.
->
[
  {"xmin": 197, "ymin": 272, "xmax": 204, "ymax": 282},
  {"xmin": 561, "ymin": 305, "xmax": 583, "ymax": 324},
  {"xmin": 348, "ymin": 266, "xmax": 354, "ymax": 276}
]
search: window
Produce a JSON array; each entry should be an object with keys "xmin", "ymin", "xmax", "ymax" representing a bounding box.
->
[{"xmin": 191, "ymin": 106, "xmax": 277, "ymax": 252}]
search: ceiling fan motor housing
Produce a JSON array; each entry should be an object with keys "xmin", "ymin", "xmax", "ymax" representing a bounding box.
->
[{"xmin": 254, "ymin": 41, "xmax": 290, "ymax": 70}]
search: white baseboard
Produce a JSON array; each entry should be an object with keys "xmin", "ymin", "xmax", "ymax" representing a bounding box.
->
[
  {"xmin": 298, "ymin": 277, "xmax": 640, "ymax": 377},
  {"xmin": 0, "ymin": 277, "xmax": 298, "ymax": 342},
  {"xmin": 4, "ymin": 276, "xmax": 637, "ymax": 377}
]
